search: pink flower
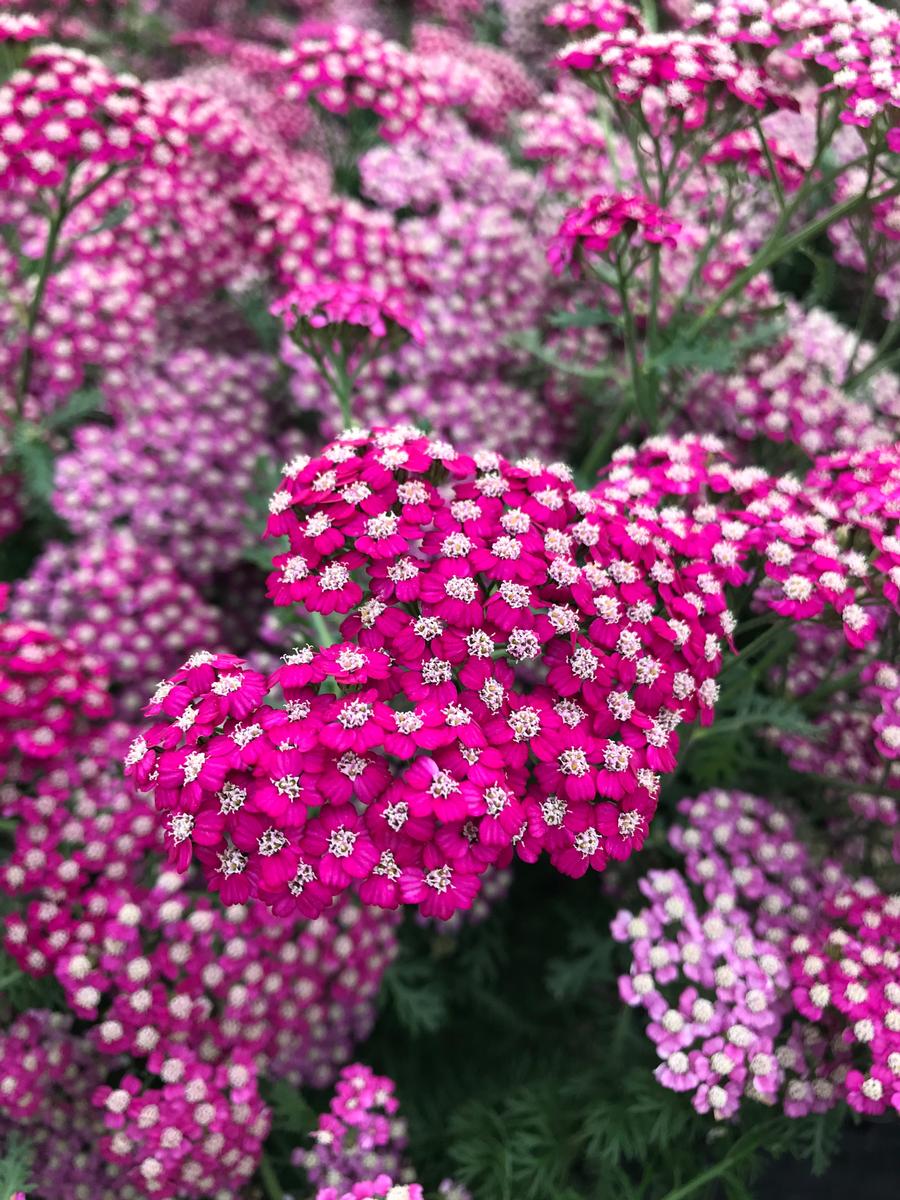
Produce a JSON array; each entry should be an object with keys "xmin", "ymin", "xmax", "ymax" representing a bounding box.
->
[
  {"xmin": 548, "ymin": 194, "xmax": 682, "ymax": 276},
  {"xmin": 272, "ymin": 281, "xmax": 424, "ymax": 343}
]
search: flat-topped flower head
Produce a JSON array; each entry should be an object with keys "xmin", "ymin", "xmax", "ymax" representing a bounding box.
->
[
  {"xmin": 0, "ymin": 44, "xmax": 181, "ymax": 187},
  {"xmin": 0, "ymin": 12, "xmax": 48, "ymax": 44},
  {"xmin": 556, "ymin": 29, "xmax": 795, "ymax": 136},
  {"xmin": 548, "ymin": 193, "xmax": 681, "ymax": 275},
  {"xmin": 273, "ymin": 281, "xmax": 424, "ymax": 346},
  {"xmin": 546, "ymin": 0, "xmax": 644, "ymax": 33},
  {"xmin": 282, "ymin": 24, "xmax": 454, "ymax": 141}
]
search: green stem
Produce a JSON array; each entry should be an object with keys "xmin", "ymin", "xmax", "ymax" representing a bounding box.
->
[
  {"xmin": 308, "ymin": 611, "xmax": 337, "ymax": 648},
  {"xmin": 256, "ymin": 1152, "xmax": 283, "ymax": 1200},
  {"xmin": 578, "ymin": 392, "xmax": 634, "ymax": 484},
  {"xmin": 597, "ymin": 101, "xmax": 623, "ymax": 190},
  {"xmin": 615, "ymin": 256, "xmax": 651, "ymax": 431},
  {"xmin": 324, "ymin": 348, "xmax": 355, "ymax": 430},
  {"xmin": 17, "ymin": 167, "xmax": 75, "ymax": 411},
  {"xmin": 844, "ymin": 298, "xmax": 900, "ymax": 390},
  {"xmin": 684, "ymin": 179, "xmax": 900, "ymax": 345},
  {"xmin": 640, "ymin": 0, "xmax": 658, "ymax": 31},
  {"xmin": 657, "ymin": 1122, "xmax": 780, "ymax": 1200},
  {"xmin": 752, "ymin": 113, "xmax": 786, "ymax": 212},
  {"xmin": 846, "ymin": 340, "xmax": 900, "ymax": 390}
]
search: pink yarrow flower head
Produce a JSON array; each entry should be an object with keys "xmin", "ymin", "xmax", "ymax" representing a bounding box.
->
[
  {"xmin": 0, "ymin": 44, "xmax": 182, "ymax": 188},
  {"xmin": 548, "ymin": 193, "xmax": 681, "ymax": 276},
  {"xmin": 273, "ymin": 282, "xmax": 424, "ymax": 346},
  {"xmin": 546, "ymin": 0, "xmax": 644, "ymax": 34},
  {"xmin": 273, "ymin": 282, "xmax": 424, "ymax": 428},
  {"xmin": 556, "ymin": 30, "xmax": 795, "ymax": 138},
  {"xmin": 299, "ymin": 1063, "xmax": 411, "ymax": 1194},
  {"xmin": 704, "ymin": 127, "xmax": 807, "ymax": 191},
  {"xmin": 282, "ymin": 23, "xmax": 453, "ymax": 141},
  {"xmin": 0, "ymin": 12, "xmax": 48, "ymax": 43},
  {"xmin": 133, "ymin": 427, "xmax": 737, "ymax": 920},
  {"xmin": 0, "ymin": 616, "xmax": 112, "ymax": 786},
  {"xmin": 691, "ymin": 0, "xmax": 900, "ymax": 151}
]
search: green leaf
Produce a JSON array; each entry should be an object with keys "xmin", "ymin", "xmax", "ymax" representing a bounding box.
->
[
  {"xmin": 262, "ymin": 1077, "xmax": 317, "ymax": 1138},
  {"xmin": 12, "ymin": 425, "xmax": 55, "ymax": 503},
  {"xmin": 232, "ymin": 286, "xmax": 284, "ymax": 354},
  {"xmin": 546, "ymin": 926, "xmax": 614, "ymax": 1001},
  {"xmin": 380, "ymin": 954, "xmax": 448, "ymax": 1036},
  {"xmin": 80, "ymin": 201, "xmax": 131, "ymax": 239},
  {"xmin": 0, "ymin": 1132, "xmax": 32, "ymax": 1200},
  {"xmin": 507, "ymin": 330, "xmax": 619, "ymax": 380},
  {"xmin": 548, "ymin": 305, "xmax": 622, "ymax": 330},
  {"xmin": 648, "ymin": 335, "xmax": 736, "ymax": 374},
  {"xmin": 43, "ymin": 388, "xmax": 104, "ymax": 431}
]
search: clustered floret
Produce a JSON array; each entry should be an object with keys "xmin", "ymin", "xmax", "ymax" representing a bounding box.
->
[
  {"xmin": 0, "ymin": 43, "xmax": 180, "ymax": 186},
  {"xmin": 131, "ymin": 426, "xmax": 739, "ymax": 919},
  {"xmin": 616, "ymin": 789, "xmax": 900, "ymax": 1118},
  {"xmin": 0, "ymin": 719, "xmax": 400, "ymax": 1196}
]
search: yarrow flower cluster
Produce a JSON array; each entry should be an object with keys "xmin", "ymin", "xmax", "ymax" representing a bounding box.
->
[
  {"xmin": 546, "ymin": 0, "xmax": 645, "ymax": 34},
  {"xmin": 4, "ymin": 0, "xmax": 900, "ymax": 1191},
  {"xmin": 9, "ymin": 531, "xmax": 223, "ymax": 715},
  {"xmin": 273, "ymin": 281, "xmax": 424, "ymax": 344},
  {"xmin": 690, "ymin": 0, "xmax": 900, "ymax": 148},
  {"xmin": 0, "ymin": 43, "xmax": 180, "ymax": 186},
  {"xmin": 52, "ymin": 350, "xmax": 277, "ymax": 580},
  {"xmin": 556, "ymin": 29, "xmax": 794, "ymax": 133},
  {"xmin": 282, "ymin": 24, "xmax": 452, "ymax": 141},
  {"xmin": 0, "ymin": 712, "xmax": 400, "ymax": 1195},
  {"xmin": 299, "ymin": 1064, "xmax": 413, "ymax": 1193},
  {"xmin": 614, "ymin": 865, "xmax": 794, "ymax": 1119},
  {"xmin": 0, "ymin": 606, "xmax": 111, "ymax": 785},
  {"xmin": 130, "ymin": 426, "xmax": 736, "ymax": 919},
  {"xmin": 619, "ymin": 789, "xmax": 900, "ymax": 1119},
  {"xmin": 303, "ymin": 1061, "xmax": 472, "ymax": 1200},
  {"xmin": 548, "ymin": 192, "xmax": 682, "ymax": 275}
]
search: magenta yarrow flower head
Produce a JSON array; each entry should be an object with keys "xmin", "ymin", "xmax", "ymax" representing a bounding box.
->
[
  {"xmin": 316, "ymin": 1179, "xmax": 425, "ymax": 1200},
  {"xmin": 704, "ymin": 127, "xmax": 807, "ymax": 190},
  {"xmin": 546, "ymin": 0, "xmax": 644, "ymax": 34},
  {"xmin": 597, "ymin": 433, "xmax": 900, "ymax": 653},
  {"xmin": 556, "ymin": 29, "xmax": 795, "ymax": 136},
  {"xmin": 0, "ymin": 11, "xmax": 48, "ymax": 43},
  {"xmin": 9, "ymin": 530, "xmax": 223, "ymax": 716},
  {"xmin": 411, "ymin": 22, "xmax": 540, "ymax": 134},
  {"xmin": 684, "ymin": 302, "xmax": 899, "ymax": 455},
  {"xmin": 132, "ymin": 428, "xmax": 734, "ymax": 921},
  {"xmin": 690, "ymin": 0, "xmax": 900, "ymax": 150},
  {"xmin": 93, "ymin": 1045, "xmax": 271, "ymax": 1199},
  {"xmin": 0, "ymin": 613, "xmax": 111, "ymax": 785},
  {"xmin": 0, "ymin": 44, "xmax": 182, "ymax": 187},
  {"xmin": 787, "ymin": 879, "xmax": 900, "ymax": 1117},
  {"xmin": 52, "ymin": 349, "xmax": 278, "ymax": 581},
  {"xmin": 0, "ymin": 1010, "xmax": 123, "ymax": 1197},
  {"xmin": 273, "ymin": 282, "xmax": 424, "ymax": 346},
  {"xmin": 548, "ymin": 192, "xmax": 682, "ymax": 275},
  {"xmin": 299, "ymin": 1063, "xmax": 413, "ymax": 1194},
  {"xmin": 282, "ymin": 23, "xmax": 454, "ymax": 141}
]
